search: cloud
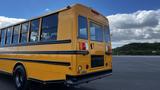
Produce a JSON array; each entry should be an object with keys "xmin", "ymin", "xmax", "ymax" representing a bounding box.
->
[
  {"xmin": 45, "ymin": 8, "xmax": 50, "ymax": 12},
  {"xmin": 0, "ymin": 16, "xmax": 25, "ymax": 29},
  {"xmin": 107, "ymin": 9, "xmax": 160, "ymax": 48},
  {"xmin": 0, "ymin": 9, "xmax": 160, "ymax": 49}
]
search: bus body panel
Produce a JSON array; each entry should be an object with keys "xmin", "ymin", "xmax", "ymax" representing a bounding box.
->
[
  {"xmin": 73, "ymin": 4, "xmax": 112, "ymax": 75},
  {"xmin": 0, "ymin": 4, "xmax": 112, "ymax": 83},
  {"xmin": 0, "ymin": 7, "xmax": 75, "ymax": 81}
]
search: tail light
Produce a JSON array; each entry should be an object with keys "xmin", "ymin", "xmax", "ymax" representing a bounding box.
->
[
  {"xmin": 77, "ymin": 65, "xmax": 83, "ymax": 74},
  {"xmin": 79, "ymin": 42, "xmax": 88, "ymax": 50},
  {"xmin": 106, "ymin": 45, "xmax": 112, "ymax": 54}
]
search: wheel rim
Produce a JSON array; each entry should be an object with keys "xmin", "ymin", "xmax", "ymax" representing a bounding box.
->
[{"xmin": 15, "ymin": 71, "xmax": 23, "ymax": 88}]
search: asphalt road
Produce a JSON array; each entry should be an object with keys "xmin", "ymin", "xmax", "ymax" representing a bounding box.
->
[{"xmin": 1, "ymin": 56, "xmax": 160, "ymax": 90}]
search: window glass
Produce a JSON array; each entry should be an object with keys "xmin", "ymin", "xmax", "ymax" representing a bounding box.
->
[
  {"xmin": 41, "ymin": 14, "xmax": 58, "ymax": 41},
  {"xmin": 30, "ymin": 19, "xmax": 39, "ymax": 42},
  {"xmin": 21, "ymin": 22, "xmax": 29, "ymax": 43},
  {"xmin": 6, "ymin": 27, "xmax": 12, "ymax": 45},
  {"xmin": 1, "ymin": 29, "xmax": 6, "ymax": 46},
  {"xmin": 13, "ymin": 25, "xmax": 20, "ymax": 44},
  {"xmin": 90, "ymin": 22, "xmax": 103, "ymax": 42},
  {"xmin": 0, "ymin": 30, "xmax": 2, "ymax": 46},
  {"xmin": 105, "ymin": 26, "xmax": 111, "ymax": 42},
  {"xmin": 78, "ymin": 16, "xmax": 88, "ymax": 39}
]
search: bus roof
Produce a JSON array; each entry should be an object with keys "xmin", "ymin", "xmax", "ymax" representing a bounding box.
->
[{"xmin": 0, "ymin": 4, "xmax": 107, "ymax": 30}]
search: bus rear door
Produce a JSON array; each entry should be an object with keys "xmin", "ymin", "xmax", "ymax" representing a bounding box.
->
[{"xmin": 88, "ymin": 20, "xmax": 106, "ymax": 69}]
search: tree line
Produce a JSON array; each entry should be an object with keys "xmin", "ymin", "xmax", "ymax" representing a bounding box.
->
[{"xmin": 112, "ymin": 43, "xmax": 160, "ymax": 55}]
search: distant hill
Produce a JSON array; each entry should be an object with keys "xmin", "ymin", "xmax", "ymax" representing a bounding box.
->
[{"xmin": 112, "ymin": 43, "xmax": 160, "ymax": 55}]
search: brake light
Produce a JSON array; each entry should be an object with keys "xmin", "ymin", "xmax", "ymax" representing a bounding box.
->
[{"xmin": 79, "ymin": 42, "xmax": 88, "ymax": 50}]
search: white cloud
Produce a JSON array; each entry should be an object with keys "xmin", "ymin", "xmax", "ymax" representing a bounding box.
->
[
  {"xmin": 107, "ymin": 9, "xmax": 160, "ymax": 48},
  {"xmin": 0, "ymin": 16, "xmax": 25, "ymax": 29},
  {"xmin": 45, "ymin": 8, "xmax": 50, "ymax": 12},
  {"xmin": 0, "ymin": 10, "xmax": 160, "ymax": 49}
]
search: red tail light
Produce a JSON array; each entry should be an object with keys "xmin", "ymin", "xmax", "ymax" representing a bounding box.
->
[{"xmin": 79, "ymin": 42, "xmax": 88, "ymax": 50}]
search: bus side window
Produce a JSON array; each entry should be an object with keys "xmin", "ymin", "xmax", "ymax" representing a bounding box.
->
[
  {"xmin": 41, "ymin": 14, "xmax": 58, "ymax": 41},
  {"xmin": 13, "ymin": 25, "xmax": 20, "ymax": 44},
  {"xmin": 78, "ymin": 16, "xmax": 88, "ymax": 39},
  {"xmin": 105, "ymin": 26, "xmax": 111, "ymax": 42},
  {"xmin": 30, "ymin": 19, "xmax": 40, "ymax": 42},
  {"xmin": 1, "ymin": 29, "xmax": 6, "ymax": 46},
  {"xmin": 6, "ymin": 27, "xmax": 12, "ymax": 45},
  {"xmin": 20, "ymin": 22, "xmax": 29, "ymax": 43},
  {"xmin": 0, "ymin": 30, "xmax": 2, "ymax": 46}
]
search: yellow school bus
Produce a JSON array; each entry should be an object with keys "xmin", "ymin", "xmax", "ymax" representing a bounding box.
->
[{"xmin": 0, "ymin": 4, "xmax": 112, "ymax": 89}]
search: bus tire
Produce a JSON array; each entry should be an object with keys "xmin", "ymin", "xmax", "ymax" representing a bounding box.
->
[{"xmin": 13, "ymin": 65, "xmax": 30, "ymax": 90}]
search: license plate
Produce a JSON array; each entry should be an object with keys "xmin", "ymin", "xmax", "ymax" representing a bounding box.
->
[{"xmin": 91, "ymin": 55, "xmax": 104, "ymax": 68}]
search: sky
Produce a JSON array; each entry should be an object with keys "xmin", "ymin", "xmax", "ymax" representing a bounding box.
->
[{"xmin": 0, "ymin": 0, "xmax": 160, "ymax": 48}]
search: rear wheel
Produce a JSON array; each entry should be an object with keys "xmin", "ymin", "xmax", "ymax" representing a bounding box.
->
[{"xmin": 13, "ymin": 65, "xmax": 30, "ymax": 90}]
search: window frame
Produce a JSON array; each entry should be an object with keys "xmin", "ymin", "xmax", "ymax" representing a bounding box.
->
[
  {"xmin": 6, "ymin": 27, "xmax": 13, "ymax": 45},
  {"xmin": 89, "ymin": 20, "xmax": 104, "ymax": 42},
  {"xmin": 0, "ymin": 30, "xmax": 1, "ymax": 44},
  {"xmin": 40, "ymin": 14, "xmax": 58, "ymax": 41},
  {"xmin": 1, "ymin": 29, "xmax": 6, "ymax": 46},
  {"xmin": 78, "ymin": 15, "xmax": 88, "ymax": 40},
  {"xmin": 20, "ymin": 22, "xmax": 30, "ymax": 43},
  {"xmin": 104, "ymin": 25, "xmax": 111, "ymax": 43},
  {"xmin": 12, "ymin": 25, "xmax": 21, "ymax": 44},
  {"xmin": 29, "ymin": 19, "xmax": 40, "ymax": 42},
  {"xmin": 0, "ymin": 13, "xmax": 70, "ymax": 47}
]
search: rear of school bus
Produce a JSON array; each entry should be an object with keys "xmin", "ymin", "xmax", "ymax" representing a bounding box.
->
[
  {"xmin": 65, "ymin": 4, "xmax": 112, "ymax": 85},
  {"xmin": 0, "ymin": 4, "xmax": 112, "ymax": 88}
]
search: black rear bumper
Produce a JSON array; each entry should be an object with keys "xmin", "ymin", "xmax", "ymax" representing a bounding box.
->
[
  {"xmin": 28, "ymin": 69, "xmax": 112, "ymax": 85},
  {"xmin": 66, "ymin": 69, "xmax": 112, "ymax": 85}
]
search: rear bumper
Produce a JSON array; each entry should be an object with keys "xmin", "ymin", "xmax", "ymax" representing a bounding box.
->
[
  {"xmin": 66, "ymin": 69, "xmax": 112, "ymax": 85},
  {"xmin": 29, "ymin": 69, "xmax": 112, "ymax": 85}
]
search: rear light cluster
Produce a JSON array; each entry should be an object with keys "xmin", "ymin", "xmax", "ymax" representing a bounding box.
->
[
  {"xmin": 79, "ymin": 42, "xmax": 88, "ymax": 50},
  {"xmin": 106, "ymin": 45, "xmax": 112, "ymax": 54},
  {"xmin": 77, "ymin": 65, "xmax": 88, "ymax": 74}
]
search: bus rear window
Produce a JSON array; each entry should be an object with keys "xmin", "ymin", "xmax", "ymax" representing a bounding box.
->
[
  {"xmin": 78, "ymin": 16, "xmax": 88, "ymax": 39},
  {"xmin": 105, "ymin": 26, "xmax": 111, "ymax": 42},
  {"xmin": 90, "ymin": 22, "xmax": 103, "ymax": 42}
]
